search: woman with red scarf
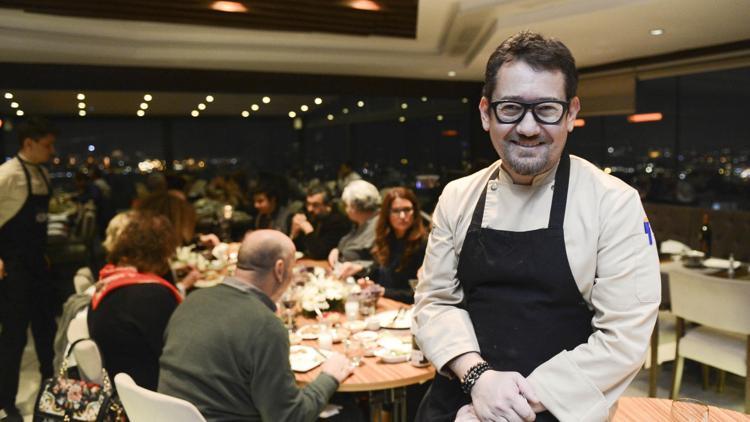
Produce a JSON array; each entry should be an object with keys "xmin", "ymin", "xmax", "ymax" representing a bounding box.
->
[{"xmin": 88, "ymin": 213, "xmax": 182, "ymax": 390}]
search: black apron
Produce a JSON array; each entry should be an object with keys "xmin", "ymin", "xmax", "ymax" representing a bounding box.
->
[{"xmin": 416, "ymin": 154, "xmax": 594, "ymax": 422}]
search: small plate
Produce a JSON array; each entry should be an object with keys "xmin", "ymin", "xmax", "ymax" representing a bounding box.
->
[
  {"xmin": 290, "ymin": 345, "xmax": 329, "ymax": 372},
  {"xmin": 297, "ymin": 324, "xmax": 323, "ymax": 340},
  {"xmin": 376, "ymin": 309, "xmax": 413, "ymax": 329},
  {"xmin": 352, "ymin": 330, "xmax": 378, "ymax": 342},
  {"xmin": 374, "ymin": 346, "xmax": 411, "ymax": 364},
  {"xmin": 343, "ymin": 320, "xmax": 366, "ymax": 333}
]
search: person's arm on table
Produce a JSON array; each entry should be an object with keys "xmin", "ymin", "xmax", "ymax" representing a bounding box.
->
[
  {"xmin": 413, "ymin": 184, "xmax": 538, "ymax": 422},
  {"xmin": 526, "ymin": 189, "xmax": 661, "ymax": 422}
]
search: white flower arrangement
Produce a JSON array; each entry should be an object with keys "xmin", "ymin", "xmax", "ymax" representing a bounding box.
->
[{"xmin": 299, "ymin": 272, "xmax": 350, "ymax": 316}]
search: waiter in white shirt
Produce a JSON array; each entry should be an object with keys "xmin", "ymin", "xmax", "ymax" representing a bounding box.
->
[
  {"xmin": 413, "ymin": 32, "xmax": 660, "ymax": 422},
  {"xmin": 0, "ymin": 117, "xmax": 58, "ymax": 422}
]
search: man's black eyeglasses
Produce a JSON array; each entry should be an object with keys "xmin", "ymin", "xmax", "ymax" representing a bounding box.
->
[{"xmin": 489, "ymin": 100, "xmax": 569, "ymax": 125}]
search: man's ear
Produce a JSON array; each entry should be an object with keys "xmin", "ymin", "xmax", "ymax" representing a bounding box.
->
[
  {"xmin": 274, "ymin": 259, "xmax": 285, "ymax": 284},
  {"xmin": 479, "ymin": 97, "xmax": 492, "ymax": 132},
  {"xmin": 565, "ymin": 96, "xmax": 581, "ymax": 133}
]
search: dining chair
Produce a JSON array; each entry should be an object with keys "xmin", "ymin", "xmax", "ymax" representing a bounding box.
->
[
  {"xmin": 66, "ymin": 313, "xmax": 104, "ymax": 384},
  {"xmin": 669, "ymin": 268, "xmax": 750, "ymax": 412},
  {"xmin": 114, "ymin": 373, "xmax": 207, "ymax": 422}
]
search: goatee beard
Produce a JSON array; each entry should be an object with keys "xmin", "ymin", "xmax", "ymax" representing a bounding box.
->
[{"xmin": 501, "ymin": 140, "xmax": 551, "ymax": 176}]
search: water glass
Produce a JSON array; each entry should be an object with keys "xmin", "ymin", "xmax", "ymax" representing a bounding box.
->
[
  {"xmin": 345, "ymin": 338, "xmax": 365, "ymax": 367},
  {"xmin": 359, "ymin": 296, "xmax": 377, "ymax": 317},
  {"xmin": 670, "ymin": 398, "xmax": 709, "ymax": 422}
]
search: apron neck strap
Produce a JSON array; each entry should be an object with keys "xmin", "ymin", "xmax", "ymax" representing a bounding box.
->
[{"xmin": 468, "ymin": 152, "xmax": 571, "ymax": 231}]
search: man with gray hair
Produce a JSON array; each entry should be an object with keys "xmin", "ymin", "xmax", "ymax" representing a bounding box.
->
[
  {"xmin": 327, "ymin": 180, "xmax": 381, "ymax": 279},
  {"xmin": 159, "ymin": 230, "xmax": 353, "ymax": 421}
]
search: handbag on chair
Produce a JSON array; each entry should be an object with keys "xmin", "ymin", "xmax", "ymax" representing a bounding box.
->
[{"xmin": 33, "ymin": 338, "xmax": 127, "ymax": 422}]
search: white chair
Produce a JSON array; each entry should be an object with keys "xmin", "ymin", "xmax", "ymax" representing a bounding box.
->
[
  {"xmin": 646, "ymin": 310, "xmax": 678, "ymax": 396},
  {"xmin": 114, "ymin": 373, "xmax": 207, "ymax": 422},
  {"xmin": 669, "ymin": 268, "xmax": 750, "ymax": 411},
  {"xmin": 66, "ymin": 313, "xmax": 104, "ymax": 384}
]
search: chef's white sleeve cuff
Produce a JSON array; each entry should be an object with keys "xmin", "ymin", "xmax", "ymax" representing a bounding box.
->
[
  {"xmin": 414, "ymin": 307, "xmax": 480, "ymax": 377},
  {"xmin": 528, "ymin": 351, "xmax": 609, "ymax": 422}
]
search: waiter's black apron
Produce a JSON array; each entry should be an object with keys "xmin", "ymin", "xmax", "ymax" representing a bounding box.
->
[
  {"xmin": 416, "ymin": 154, "xmax": 594, "ymax": 422},
  {"xmin": 0, "ymin": 156, "xmax": 56, "ymax": 408}
]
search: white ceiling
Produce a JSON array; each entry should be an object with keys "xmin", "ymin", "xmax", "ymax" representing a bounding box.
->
[{"xmin": 1, "ymin": 0, "xmax": 749, "ymax": 82}]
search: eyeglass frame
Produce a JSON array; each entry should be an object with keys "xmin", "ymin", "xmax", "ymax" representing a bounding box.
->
[
  {"xmin": 489, "ymin": 100, "xmax": 570, "ymax": 125},
  {"xmin": 390, "ymin": 206, "xmax": 414, "ymax": 216}
]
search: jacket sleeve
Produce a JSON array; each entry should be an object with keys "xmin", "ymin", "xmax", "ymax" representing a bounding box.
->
[
  {"xmin": 412, "ymin": 184, "xmax": 480, "ymax": 375},
  {"xmin": 527, "ymin": 189, "xmax": 661, "ymax": 421}
]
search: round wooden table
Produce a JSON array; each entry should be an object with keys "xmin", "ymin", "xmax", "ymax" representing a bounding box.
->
[
  {"xmin": 613, "ymin": 397, "xmax": 749, "ymax": 421},
  {"xmin": 293, "ymin": 297, "xmax": 434, "ymax": 422}
]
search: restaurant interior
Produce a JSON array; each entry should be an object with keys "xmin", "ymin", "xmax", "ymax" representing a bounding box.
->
[{"xmin": 1, "ymin": 0, "xmax": 749, "ymax": 421}]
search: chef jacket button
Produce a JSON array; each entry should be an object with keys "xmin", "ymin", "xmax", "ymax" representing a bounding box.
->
[
  {"xmin": 490, "ymin": 181, "xmax": 498, "ymax": 191},
  {"xmin": 551, "ymin": 184, "xmax": 555, "ymax": 190}
]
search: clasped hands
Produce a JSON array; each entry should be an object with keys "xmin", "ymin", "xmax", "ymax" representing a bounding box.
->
[{"xmin": 455, "ymin": 370, "xmax": 545, "ymax": 422}]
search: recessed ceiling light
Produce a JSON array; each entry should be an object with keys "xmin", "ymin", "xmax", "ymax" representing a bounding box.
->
[
  {"xmin": 137, "ymin": 110, "xmax": 145, "ymax": 117},
  {"xmin": 10, "ymin": 102, "xmax": 18, "ymax": 109},
  {"xmin": 4, "ymin": 92, "xmax": 13, "ymax": 99},
  {"xmin": 288, "ymin": 111, "xmax": 297, "ymax": 118},
  {"xmin": 461, "ymin": 97, "xmax": 469, "ymax": 104},
  {"xmin": 349, "ymin": 0, "xmax": 381, "ymax": 11},
  {"xmin": 421, "ymin": 96, "xmax": 428, "ymax": 102},
  {"xmin": 650, "ymin": 28, "xmax": 664, "ymax": 36},
  {"xmin": 398, "ymin": 116, "xmax": 406, "ymax": 123},
  {"xmin": 144, "ymin": 94, "xmax": 153, "ymax": 101},
  {"xmin": 356, "ymin": 100, "xmax": 365, "ymax": 108},
  {"xmin": 79, "ymin": 110, "xmax": 87, "ymax": 117},
  {"xmin": 300, "ymin": 105, "xmax": 309, "ymax": 112},
  {"xmin": 77, "ymin": 93, "xmax": 86, "ymax": 101},
  {"xmin": 197, "ymin": 103, "xmax": 206, "ymax": 110},
  {"xmin": 140, "ymin": 103, "xmax": 149, "ymax": 110},
  {"xmin": 327, "ymin": 114, "xmax": 334, "ymax": 121},
  {"xmin": 191, "ymin": 110, "xmax": 199, "ymax": 117},
  {"xmin": 437, "ymin": 115, "xmax": 444, "ymax": 121},
  {"xmin": 401, "ymin": 103, "xmax": 408, "ymax": 109},
  {"xmin": 241, "ymin": 110, "xmax": 250, "ymax": 117},
  {"xmin": 448, "ymin": 71, "xmax": 456, "ymax": 77},
  {"xmin": 16, "ymin": 110, "xmax": 24, "ymax": 116},
  {"xmin": 262, "ymin": 96, "xmax": 271, "ymax": 104},
  {"xmin": 342, "ymin": 108, "xmax": 349, "ymax": 114},
  {"xmin": 314, "ymin": 97, "xmax": 323, "ymax": 105},
  {"xmin": 210, "ymin": 1, "xmax": 249, "ymax": 13},
  {"xmin": 251, "ymin": 104, "xmax": 260, "ymax": 111},
  {"xmin": 78, "ymin": 102, "xmax": 86, "ymax": 109},
  {"xmin": 206, "ymin": 95, "xmax": 214, "ymax": 103}
]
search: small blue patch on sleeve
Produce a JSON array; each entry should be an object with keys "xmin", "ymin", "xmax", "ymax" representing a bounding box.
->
[{"xmin": 644, "ymin": 220, "xmax": 653, "ymax": 245}]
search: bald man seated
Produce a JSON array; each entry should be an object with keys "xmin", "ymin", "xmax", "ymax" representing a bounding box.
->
[{"xmin": 158, "ymin": 230, "xmax": 353, "ymax": 421}]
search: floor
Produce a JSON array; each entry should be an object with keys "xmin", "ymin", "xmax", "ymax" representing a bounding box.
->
[{"xmin": 13, "ymin": 335, "xmax": 748, "ymax": 421}]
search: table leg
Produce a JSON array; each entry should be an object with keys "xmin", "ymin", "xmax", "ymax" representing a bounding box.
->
[
  {"xmin": 369, "ymin": 390, "xmax": 384, "ymax": 422},
  {"xmin": 389, "ymin": 387, "xmax": 407, "ymax": 422}
]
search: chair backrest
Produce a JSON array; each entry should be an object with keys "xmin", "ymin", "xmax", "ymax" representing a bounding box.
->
[
  {"xmin": 74, "ymin": 267, "xmax": 95, "ymax": 294},
  {"xmin": 66, "ymin": 314, "xmax": 103, "ymax": 384},
  {"xmin": 669, "ymin": 268, "xmax": 750, "ymax": 335},
  {"xmin": 114, "ymin": 373, "xmax": 207, "ymax": 422}
]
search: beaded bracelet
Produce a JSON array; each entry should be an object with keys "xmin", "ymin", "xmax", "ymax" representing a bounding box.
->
[{"xmin": 460, "ymin": 361, "xmax": 491, "ymax": 394}]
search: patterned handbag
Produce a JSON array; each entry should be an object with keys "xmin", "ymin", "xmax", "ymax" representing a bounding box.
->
[{"xmin": 33, "ymin": 339, "xmax": 127, "ymax": 422}]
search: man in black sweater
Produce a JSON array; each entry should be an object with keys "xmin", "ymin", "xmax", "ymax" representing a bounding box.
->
[
  {"xmin": 158, "ymin": 230, "xmax": 353, "ymax": 421},
  {"xmin": 290, "ymin": 185, "xmax": 350, "ymax": 260}
]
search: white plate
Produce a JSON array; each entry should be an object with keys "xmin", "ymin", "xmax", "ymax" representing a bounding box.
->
[
  {"xmin": 289, "ymin": 345, "xmax": 329, "ymax": 372},
  {"xmin": 297, "ymin": 324, "xmax": 322, "ymax": 340},
  {"xmin": 374, "ymin": 346, "xmax": 411, "ymax": 364},
  {"xmin": 295, "ymin": 251, "xmax": 304, "ymax": 260},
  {"xmin": 343, "ymin": 320, "xmax": 366, "ymax": 333},
  {"xmin": 376, "ymin": 309, "xmax": 412, "ymax": 329},
  {"xmin": 352, "ymin": 330, "xmax": 378, "ymax": 342},
  {"xmin": 703, "ymin": 258, "xmax": 742, "ymax": 270}
]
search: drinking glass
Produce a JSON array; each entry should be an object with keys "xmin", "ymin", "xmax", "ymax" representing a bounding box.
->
[
  {"xmin": 359, "ymin": 296, "xmax": 377, "ymax": 317},
  {"xmin": 670, "ymin": 398, "xmax": 709, "ymax": 422},
  {"xmin": 345, "ymin": 338, "xmax": 365, "ymax": 367},
  {"xmin": 280, "ymin": 288, "xmax": 298, "ymax": 329}
]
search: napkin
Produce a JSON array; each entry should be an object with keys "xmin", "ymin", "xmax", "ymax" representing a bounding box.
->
[
  {"xmin": 319, "ymin": 404, "xmax": 343, "ymax": 418},
  {"xmin": 660, "ymin": 240, "xmax": 691, "ymax": 255},
  {"xmin": 703, "ymin": 258, "xmax": 742, "ymax": 270}
]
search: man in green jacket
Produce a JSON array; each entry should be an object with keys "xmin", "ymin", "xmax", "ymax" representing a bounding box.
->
[{"xmin": 158, "ymin": 230, "xmax": 353, "ymax": 421}]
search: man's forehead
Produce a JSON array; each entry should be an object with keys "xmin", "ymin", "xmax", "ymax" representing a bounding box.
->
[
  {"xmin": 307, "ymin": 193, "xmax": 324, "ymax": 202},
  {"xmin": 493, "ymin": 61, "xmax": 566, "ymax": 99}
]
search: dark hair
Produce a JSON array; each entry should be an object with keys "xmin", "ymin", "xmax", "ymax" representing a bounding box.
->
[
  {"xmin": 252, "ymin": 181, "xmax": 280, "ymax": 202},
  {"xmin": 306, "ymin": 184, "xmax": 332, "ymax": 205},
  {"xmin": 17, "ymin": 117, "xmax": 58, "ymax": 148},
  {"xmin": 372, "ymin": 187, "xmax": 427, "ymax": 271},
  {"xmin": 482, "ymin": 31, "xmax": 578, "ymax": 101},
  {"xmin": 108, "ymin": 212, "xmax": 178, "ymax": 275},
  {"xmin": 137, "ymin": 192, "xmax": 197, "ymax": 244}
]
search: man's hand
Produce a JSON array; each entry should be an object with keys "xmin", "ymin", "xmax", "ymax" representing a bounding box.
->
[
  {"xmin": 470, "ymin": 370, "xmax": 539, "ymax": 422},
  {"xmin": 0, "ymin": 257, "xmax": 5, "ymax": 279},
  {"xmin": 455, "ymin": 404, "xmax": 481, "ymax": 422},
  {"xmin": 321, "ymin": 352, "xmax": 355, "ymax": 384},
  {"xmin": 327, "ymin": 248, "xmax": 340, "ymax": 268},
  {"xmin": 290, "ymin": 213, "xmax": 314, "ymax": 239}
]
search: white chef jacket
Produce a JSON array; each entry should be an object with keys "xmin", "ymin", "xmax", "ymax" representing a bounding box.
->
[
  {"xmin": 413, "ymin": 155, "xmax": 660, "ymax": 422},
  {"xmin": 0, "ymin": 154, "xmax": 51, "ymax": 229}
]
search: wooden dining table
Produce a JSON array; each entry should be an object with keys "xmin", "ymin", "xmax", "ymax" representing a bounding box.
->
[
  {"xmin": 613, "ymin": 397, "xmax": 749, "ymax": 421},
  {"xmin": 293, "ymin": 297, "xmax": 435, "ymax": 422}
]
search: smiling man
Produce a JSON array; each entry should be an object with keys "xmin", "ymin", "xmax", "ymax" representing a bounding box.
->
[{"xmin": 413, "ymin": 32, "xmax": 660, "ymax": 422}]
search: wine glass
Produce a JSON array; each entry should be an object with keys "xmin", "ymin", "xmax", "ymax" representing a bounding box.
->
[
  {"xmin": 670, "ymin": 398, "xmax": 709, "ymax": 422},
  {"xmin": 281, "ymin": 288, "xmax": 299, "ymax": 330},
  {"xmin": 345, "ymin": 338, "xmax": 365, "ymax": 367}
]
